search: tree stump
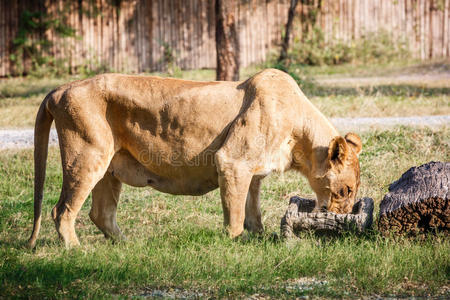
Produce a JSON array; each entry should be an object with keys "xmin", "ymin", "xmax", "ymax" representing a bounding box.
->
[
  {"xmin": 378, "ymin": 161, "xmax": 450, "ymax": 235},
  {"xmin": 215, "ymin": 0, "xmax": 239, "ymax": 81},
  {"xmin": 280, "ymin": 197, "xmax": 374, "ymax": 238}
]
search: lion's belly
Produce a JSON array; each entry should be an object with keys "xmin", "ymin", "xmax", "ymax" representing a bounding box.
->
[
  {"xmin": 102, "ymin": 74, "xmax": 247, "ymax": 195},
  {"xmin": 108, "ymin": 150, "xmax": 219, "ymax": 195}
]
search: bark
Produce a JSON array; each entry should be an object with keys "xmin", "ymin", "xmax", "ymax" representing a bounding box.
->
[
  {"xmin": 279, "ymin": 0, "xmax": 299, "ymax": 62},
  {"xmin": 215, "ymin": 0, "xmax": 239, "ymax": 81},
  {"xmin": 378, "ymin": 161, "xmax": 450, "ymax": 235},
  {"xmin": 281, "ymin": 197, "xmax": 374, "ymax": 238}
]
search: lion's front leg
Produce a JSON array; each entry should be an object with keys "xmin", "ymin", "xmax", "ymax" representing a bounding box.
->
[
  {"xmin": 216, "ymin": 156, "xmax": 253, "ymax": 238},
  {"xmin": 244, "ymin": 176, "xmax": 264, "ymax": 234},
  {"xmin": 90, "ymin": 171, "xmax": 126, "ymax": 241}
]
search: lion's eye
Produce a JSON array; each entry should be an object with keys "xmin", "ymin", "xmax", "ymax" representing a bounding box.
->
[
  {"xmin": 347, "ymin": 186, "xmax": 352, "ymax": 195},
  {"xmin": 339, "ymin": 188, "xmax": 346, "ymax": 197}
]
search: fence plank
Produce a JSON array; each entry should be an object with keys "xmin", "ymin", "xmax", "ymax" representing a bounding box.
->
[{"xmin": 0, "ymin": 0, "xmax": 449, "ymax": 77}]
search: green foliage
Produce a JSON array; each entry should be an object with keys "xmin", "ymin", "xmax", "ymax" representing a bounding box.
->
[
  {"xmin": 289, "ymin": 28, "xmax": 411, "ymax": 66},
  {"xmin": 77, "ymin": 52, "xmax": 112, "ymax": 78},
  {"xmin": 161, "ymin": 42, "xmax": 182, "ymax": 77},
  {"xmin": 10, "ymin": 9, "xmax": 76, "ymax": 77}
]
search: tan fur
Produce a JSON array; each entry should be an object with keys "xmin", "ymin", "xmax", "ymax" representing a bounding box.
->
[{"xmin": 28, "ymin": 69, "xmax": 362, "ymax": 248}]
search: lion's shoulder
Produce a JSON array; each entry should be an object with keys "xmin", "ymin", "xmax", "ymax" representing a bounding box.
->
[
  {"xmin": 238, "ymin": 69, "xmax": 302, "ymax": 111},
  {"xmin": 249, "ymin": 68, "xmax": 295, "ymax": 84},
  {"xmin": 243, "ymin": 68, "xmax": 299, "ymax": 95}
]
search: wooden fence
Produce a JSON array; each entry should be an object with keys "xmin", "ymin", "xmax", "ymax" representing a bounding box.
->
[
  {"xmin": 0, "ymin": 0, "xmax": 289, "ymax": 76},
  {"xmin": 0, "ymin": 0, "xmax": 449, "ymax": 77},
  {"xmin": 299, "ymin": 0, "xmax": 450, "ymax": 60}
]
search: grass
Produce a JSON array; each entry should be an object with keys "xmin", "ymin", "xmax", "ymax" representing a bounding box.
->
[
  {"xmin": 282, "ymin": 59, "xmax": 450, "ymax": 78},
  {"xmin": 0, "ymin": 77, "xmax": 71, "ymax": 128},
  {"xmin": 311, "ymin": 94, "xmax": 449, "ymax": 118},
  {"xmin": 0, "ymin": 126, "xmax": 449, "ymax": 298},
  {"xmin": 1, "ymin": 61, "xmax": 449, "ymax": 128}
]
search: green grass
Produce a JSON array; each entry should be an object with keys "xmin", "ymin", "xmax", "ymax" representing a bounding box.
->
[
  {"xmin": 0, "ymin": 127, "xmax": 449, "ymax": 298},
  {"xmin": 276, "ymin": 59, "xmax": 450, "ymax": 78}
]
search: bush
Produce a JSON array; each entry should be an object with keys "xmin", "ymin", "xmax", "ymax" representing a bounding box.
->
[
  {"xmin": 289, "ymin": 28, "xmax": 410, "ymax": 66},
  {"xmin": 10, "ymin": 9, "xmax": 76, "ymax": 77},
  {"xmin": 265, "ymin": 60, "xmax": 319, "ymax": 96}
]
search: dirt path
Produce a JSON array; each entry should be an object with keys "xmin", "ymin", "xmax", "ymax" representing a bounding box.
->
[
  {"xmin": 0, "ymin": 115, "xmax": 448, "ymax": 150},
  {"xmin": 0, "ymin": 128, "xmax": 58, "ymax": 150}
]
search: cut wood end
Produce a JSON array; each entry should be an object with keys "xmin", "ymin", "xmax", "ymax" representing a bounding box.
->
[
  {"xmin": 378, "ymin": 161, "xmax": 449, "ymax": 235},
  {"xmin": 378, "ymin": 197, "xmax": 449, "ymax": 235}
]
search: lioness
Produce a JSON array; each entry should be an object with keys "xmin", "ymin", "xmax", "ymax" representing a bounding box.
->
[{"xmin": 28, "ymin": 69, "xmax": 362, "ymax": 248}]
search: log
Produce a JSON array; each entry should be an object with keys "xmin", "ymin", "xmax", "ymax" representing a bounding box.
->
[
  {"xmin": 281, "ymin": 197, "xmax": 374, "ymax": 239},
  {"xmin": 378, "ymin": 161, "xmax": 450, "ymax": 235}
]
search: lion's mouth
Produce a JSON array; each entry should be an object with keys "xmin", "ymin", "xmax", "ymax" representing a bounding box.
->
[{"xmin": 327, "ymin": 199, "xmax": 354, "ymax": 214}]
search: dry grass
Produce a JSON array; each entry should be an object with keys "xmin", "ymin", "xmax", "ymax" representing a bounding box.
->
[
  {"xmin": 316, "ymin": 75, "xmax": 450, "ymax": 88},
  {"xmin": 312, "ymin": 94, "xmax": 449, "ymax": 118},
  {"xmin": 1, "ymin": 61, "xmax": 449, "ymax": 128}
]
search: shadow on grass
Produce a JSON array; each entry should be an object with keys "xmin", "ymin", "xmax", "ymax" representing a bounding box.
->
[
  {"xmin": 0, "ymin": 252, "xmax": 107, "ymax": 298},
  {"xmin": 1, "ymin": 75, "xmax": 448, "ymax": 100},
  {"xmin": 0, "ymin": 85, "xmax": 59, "ymax": 99},
  {"xmin": 270, "ymin": 60, "xmax": 450, "ymax": 97},
  {"xmin": 283, "ymin": 227, "xmax": 381, "ymax": 245},
  {"xmin": 304, "ymin": 84, "xmax": 450, "ymax": 98},
  {"xmin": 398, "ymin": 61, "xmax": 450, "ymax": 75},
  {"xmin": 1, "ymin": 227, "xmax": 447, "ymax": 298},
  {"xmin": 0, "ymin": 76, "xmax": 72, "ymax": 99}
]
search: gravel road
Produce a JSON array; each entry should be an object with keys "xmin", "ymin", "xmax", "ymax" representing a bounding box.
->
[{"xmin": 0, "ymin": 115, "xmax": 448, "ymax": 150}]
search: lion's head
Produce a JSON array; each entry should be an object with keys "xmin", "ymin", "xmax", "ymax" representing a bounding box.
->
[{"xmin": 309, "ymin": 133, "xmax": 362, "ymax": 214}]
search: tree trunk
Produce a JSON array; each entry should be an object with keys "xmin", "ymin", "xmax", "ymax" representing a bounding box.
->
[
  {"xmin": 279, "ymin": 0, "xmax": 299, "ymax": 62},
  {"xmin": 378, "ymin": 161, "xmax": 450, "ymax": 235},
  {"xmin": 215, "ymin": 0, "xmax": 239, "ymax": 81},
  {"xmin": 281, "ymin": 197, "xmax": 374, "ymax": 238}
]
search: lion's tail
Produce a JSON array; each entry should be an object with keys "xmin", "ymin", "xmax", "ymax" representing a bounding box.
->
[{"xmin": 28, "ymin": 92, "xmax": 54, "ymax": 249}]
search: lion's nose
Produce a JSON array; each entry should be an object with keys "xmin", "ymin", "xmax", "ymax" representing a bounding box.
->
[{"xmin": 327, "ymin": 202, "xmax": 340, "ymax": 213}]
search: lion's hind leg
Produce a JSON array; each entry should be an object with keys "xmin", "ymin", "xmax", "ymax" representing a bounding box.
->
[
  {"xmin": 90, "ymin": 171, "xmax": 125, "ymax": 241},
  {"xmin": 52, "ymin": 136, "xmax": 114, "ymax": 248}
]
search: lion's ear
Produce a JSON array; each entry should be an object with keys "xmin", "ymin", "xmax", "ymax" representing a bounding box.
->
[
  {"xmin": 345, "ymin": 132, "xmax": 362, "ymax": 156},
  {"xmin": 328, "ymin": 136, "xmax": 349, "ymax": 169}
]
